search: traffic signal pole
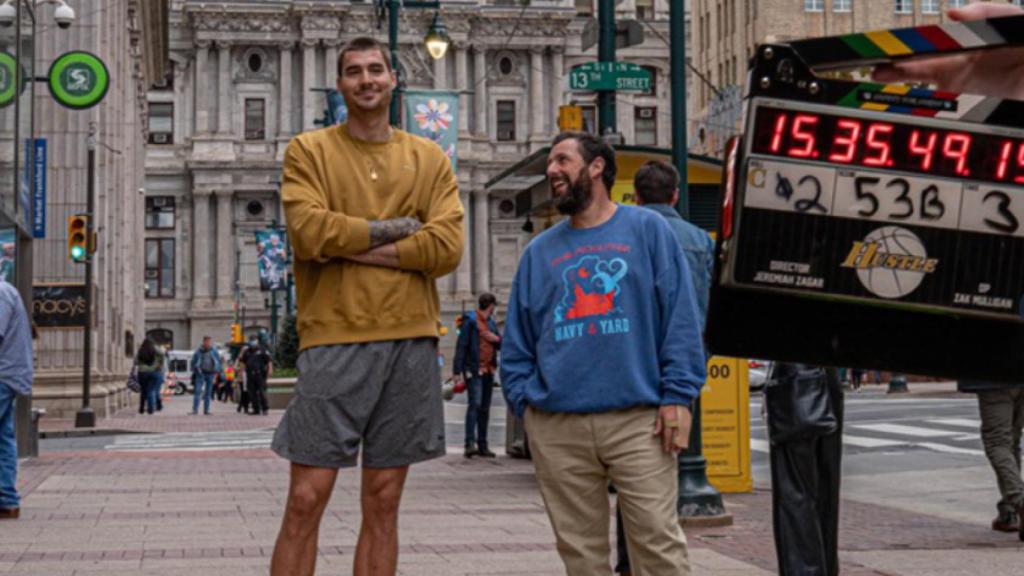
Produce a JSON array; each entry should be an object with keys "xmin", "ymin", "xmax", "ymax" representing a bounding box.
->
[
  {"xmin": 598, "ymin": 0, "xmax": 616, "ymax": 135},
  {"xmin": 75, "ymin": 124, "xmax": 96, "ymax": 428}
]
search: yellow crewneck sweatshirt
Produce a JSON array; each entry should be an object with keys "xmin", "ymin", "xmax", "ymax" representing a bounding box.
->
[{"xmin": 282, "ymin": 123, "xmax": 464, "ymax": 350}]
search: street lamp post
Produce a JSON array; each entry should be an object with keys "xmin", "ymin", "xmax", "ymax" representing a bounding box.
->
[
  {"xmin": 377, "ymin": 0, "xmax": 449, "ymax": 126},
  {"xmin": 74, "ymin": 124, "xmax": 96, "ymax": 428}
]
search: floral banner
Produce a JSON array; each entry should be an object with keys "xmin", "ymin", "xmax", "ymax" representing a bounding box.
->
[{"xmin": 404, "ymin": 90, "xmax": 459, "ymax": 171}]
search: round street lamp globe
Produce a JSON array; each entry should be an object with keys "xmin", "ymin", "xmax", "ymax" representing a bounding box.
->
[{"xmin": 424, "ymin": 12, "xmax": 449, "ymax": 60}]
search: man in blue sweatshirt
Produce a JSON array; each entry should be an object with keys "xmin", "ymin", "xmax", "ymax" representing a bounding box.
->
[{"xmin": 501, "ymin": 132, "xmax": 706, "ymax": 575}]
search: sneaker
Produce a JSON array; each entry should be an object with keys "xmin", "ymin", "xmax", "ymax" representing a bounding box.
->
[
  {"xmin": 0, "ymin": 507, "xmax": 19, "ymax": 520},
  {"xmin": 478, "ymin": 448, "xmax": 497, "ymax": 458},
  {"xmin": 992, "ymin": 509, "xmax": 1019, "ymax": 532},
  {"xmin": 464, "ymin": 446, "xmax": 479, "ymax": 459}
]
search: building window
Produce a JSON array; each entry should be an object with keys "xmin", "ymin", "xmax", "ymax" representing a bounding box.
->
[
  {"xmin": 895, "ymin": 0, "xmax": 912, "ymax": 13},
  {"xmin": 145, "ymin": 197, "xmax": 175, "ymax": 230},
  {"xmin": 496, "ymin": 101, "xmax": 516, "ymax": 142},
  {"xmin": 245, "ymin": 99, "xmax": 266, "ymax": 141},
  {"xmin": 148, "ymin": 102, "xmax": 173, "ymax": 145},
  {"xmin": 145, "ymin": 239, "xmax": 175, "ymax": 299},
  {"xmin": 833, "ymin": 0, "xmax": 852, "ymax": 12},
  {"xmin": 805, "ymin": 0, "xmax": 824, "ymax": 11},
  {"xmin": 634, "ymin": 107, "xmax": 657, "ymax": 146},
  {"xmin": 636, "ymin": 0, "xmax": 654, "ymax": 20},
  {"xmin": 948, "ymin": 0, "xmax": 964, "ymax": 6},
  {"xmin": 580, "ymin": 105, "xmax": 597, "ymax": 134},
  {"xmin": 921, "ymin": 0, "xmax": 939, "ymax": 13},
  {"xmin": 575, "ymin": 0, "xmax": 594, "ymax": 15}
]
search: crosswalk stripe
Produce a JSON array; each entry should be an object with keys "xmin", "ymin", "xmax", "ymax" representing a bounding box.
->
[
  {"xmin": 841, "ymin": 434, "xmax": 907, "ymax": 448},
  {"xmin": 915, "ymin": 442, "xmax": 985, "ymax": 457},
  {"xmin": 926, "ymin": 418, "xmax": 980, "ymax": 429},
  {"xmin": 852, "ymin": 423, "xmax": 960, "ymax": 438},
  {"xmin": 750, "ymin": 439, "xmax": 771, "ymax": 453}
]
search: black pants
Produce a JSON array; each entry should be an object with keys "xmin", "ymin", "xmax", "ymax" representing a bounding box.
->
[
  {"xmin": 248, "ymin": 373, "xmax": 268, "ymax": 414},
  {"xmin": 768, "ymin": 367, "xmax": 844, "ymax": 576}
]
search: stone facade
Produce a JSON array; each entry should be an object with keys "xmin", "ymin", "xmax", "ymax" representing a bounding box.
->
[
  {"xmin": 29, "ymin": 0, "xmax": 166, "ymax": 418},
  {"xmin": 145, "ymin": 0, "xmax": 688, "ymax": 352},
  {"xmin": 690, "ymin": 0, "xmax": 965, "ymax": 157}
]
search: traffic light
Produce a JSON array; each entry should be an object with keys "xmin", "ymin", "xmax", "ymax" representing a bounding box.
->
[
  {"xmin": 67, "ymin": 215, "xmax": 88, "ymax": 262},
  {"xmin": 231, "ymin": 323, "xmax": 242, "ymax": 344}
]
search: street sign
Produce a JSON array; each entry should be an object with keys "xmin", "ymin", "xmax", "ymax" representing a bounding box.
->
[
  {"xmin": 48, "ymin": 51, "xmax": 110, "ymax": 110},
  {"xmin": 0, "ymin": 52, "xmax": 26, "ymax": 109},
  {"xmin": 558, "ymin": 105, "xmax": 583, "ymax": 132},
  {"xmin": 31, "ymin": 139, "xmax": 45, "ymax": 239},
  {"xmin": 569, "ymin": 62, "xmax": 652, "ymax": 92}
]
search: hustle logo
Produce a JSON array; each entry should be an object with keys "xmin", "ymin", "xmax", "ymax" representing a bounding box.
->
[{"xmin": 840, "ymin": 226, "xmax": 937, "ymax": 299}]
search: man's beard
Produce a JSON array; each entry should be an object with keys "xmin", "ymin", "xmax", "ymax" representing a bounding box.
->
[{"xmin": 554, "ymin": 167, "xmax": 594, "ymax": 216}]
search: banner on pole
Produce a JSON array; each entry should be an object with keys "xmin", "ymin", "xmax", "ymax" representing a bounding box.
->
[
  {"xmin": 0, "ymin": 228, "xmax": 14, "ymax": 283},
  {"xmin": 404, "ymin": 90, "xmax": 459, "ymax": 171},
  {"xmin": 255, "ymin": 229, "xmax": 287, "ymax": 292}
]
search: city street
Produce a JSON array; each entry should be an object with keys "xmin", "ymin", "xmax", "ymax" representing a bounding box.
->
[{"xmin": 6, "ymin": 384, "xmax": 1022, "ymax": 576}]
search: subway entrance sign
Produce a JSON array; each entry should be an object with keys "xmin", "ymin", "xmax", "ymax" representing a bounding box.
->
[{"xmin": 569, "ymin": 62, "xmax": 651, "ymax": 92}]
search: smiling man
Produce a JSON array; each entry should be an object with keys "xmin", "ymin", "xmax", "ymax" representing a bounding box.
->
[
  {"xmin": 269, "ymin": 37, "xmax": 463, "ymax": 576},
  {"xmin": 501, "ymin": 132, "xmax": 706, "ymax": 575}
]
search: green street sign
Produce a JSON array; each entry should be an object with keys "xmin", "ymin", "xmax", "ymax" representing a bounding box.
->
[
  {"xmin": 569, "ymin": 62, "xmax": 652, "ymax": 92},
  {"xmin": 48, "ymin": 51, "xmax": 110, "ymax": 110},
  {"xmin": 0, "ymin": 52, "xmax": 26, "ymax": 109}
]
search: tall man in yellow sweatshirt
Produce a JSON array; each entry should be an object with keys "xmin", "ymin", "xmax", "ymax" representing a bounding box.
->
[{"xmin": 269, "ymin": 37, "xmax": 464, "ymax": 576}]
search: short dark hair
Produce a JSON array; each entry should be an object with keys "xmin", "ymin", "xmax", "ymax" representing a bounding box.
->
[
  {"xmin": 634, "ymin": 160, "xmax": 680, "ymax": 205},
  {"xmin": 479, "ymin": 293, "xmax": 497, "ymax": 311},
  {"xmin": 338, "ymin": 37, "xmax": 392, "ymax": 78},
  {"xmin": 552, "ymin": 132, "xmax": 617, "ymax": 191}
]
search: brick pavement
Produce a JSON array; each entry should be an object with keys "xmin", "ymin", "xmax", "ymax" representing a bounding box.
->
[{"xmin": 7, "ymin": 435, "xmax": 1024, "ymax": 576}]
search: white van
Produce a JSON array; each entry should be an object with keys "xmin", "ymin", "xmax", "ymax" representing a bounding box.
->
[{"xmin": 166, "ymin": 350, "xmax": 193, "ymax": 395}]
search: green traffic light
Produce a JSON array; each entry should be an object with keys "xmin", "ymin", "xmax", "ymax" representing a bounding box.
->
[{"xmin": 70, "ymin": 245, "xmax": 85, "ymax": 260}]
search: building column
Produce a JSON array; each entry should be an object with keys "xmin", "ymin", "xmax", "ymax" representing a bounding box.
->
[
  {"xmin": 193, "ymin": 189, "xmax": 213, "ymax": 303},
  {"xmin": 473, "ymin": 47, "xmax": 487, "ymax": 137},
  {"xmin": 215, "ymin": 190, "xmax": 235, "ymax": 302},
  {"xmin": 278, "ymin": 42, "xmax": 294, "ymax": 139},
  {"xmin": 433, "ymin": 49, "xmax": 447, "ymax": 89},
  {"xmin": 194, "ymin": 41, "xmax": 210, "ymax": 134},
  {"xmin": 216, "ymin": 40, "xmax": 232, "ymax": 135},
  {"xmin": 302, "ymin": 39, "xmax": 319, "ymax": 131},
  {"xmin": 456, "ymin": 189, "xmax": 472, "ymax": 295},
  {"xmin": 551, "ymin": 46, "xmax": 565, "ymax": 132},
  {"xmin": 324, "ymin": 39, "xmax": 341, "ymax": 93},
  {"xmin": 172, "ymin": 60, "xmax": 188, "ymax": 141},
  {"xmin": 472, "ymin": 187, "xmax": 490, "ymax": 294},
  {"xmin": 529, "ymin": 47, "xmax": 545, "ymax": 144},
  {"xmin": 455, "ymin": 43, "xmax": 470, "ymax": 137}
]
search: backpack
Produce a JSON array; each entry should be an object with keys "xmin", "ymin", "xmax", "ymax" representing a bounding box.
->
[{"xmin": 199, "ymin": 349, "xmax": 217, "ymax": 373}]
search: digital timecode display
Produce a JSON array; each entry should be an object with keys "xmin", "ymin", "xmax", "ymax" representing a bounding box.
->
[{"xmin": 751, "ymin": 106, "xmax": 1024, "ymax": 187}]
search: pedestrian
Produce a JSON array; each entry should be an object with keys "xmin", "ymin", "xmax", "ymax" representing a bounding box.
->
[
  {"xmin": 610, "ymin": 159, "xmax": 716, "ymax": 575},
  {"xmin": 764, "ymin": 363, "xmax": 843, "ymax": 576},
  {"xmin": 874, "ymin": 0, "xmax": 1024, "ymax": 540},
  {"xmin": 238, "ymin": 338, "xmax": 272, "ymax": 416},
  {"xmin": 501, "ymin": 132, "xmax": 706, "ymax": 575},
  {"xmin": 850, "ymin": 368, "xmax": 863, "ymax": 391},
  {"xmin": 0, "ymin": 280, "xmax": 33, "ymax": 520},
  {"xmin": 453, "ymin": 292, "xmax": 501, "ymax": 458},
  {"xmin": 236, "ymin": 368, "xmax": 252, "ymax": 414},
  {"xmin": 135, "ymin": 339, "xmax": 164, "ymax": 415},
  {"xmin": 190, "ymin": 336, "xmax": 222, "ymax": 416},
  {"xmin": 269, "ymin": 36, "xmax": 463, "ymax": 576}
]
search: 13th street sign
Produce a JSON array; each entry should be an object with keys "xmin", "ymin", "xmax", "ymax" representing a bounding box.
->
[{"xmin": 569, "ymin": 62, "xmax": 652, "ymax": 92}]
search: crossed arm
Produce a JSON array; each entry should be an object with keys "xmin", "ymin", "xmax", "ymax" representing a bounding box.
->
[{"xmin": 345, "ymin": 217, "xmax": 423, "ymax": 268}]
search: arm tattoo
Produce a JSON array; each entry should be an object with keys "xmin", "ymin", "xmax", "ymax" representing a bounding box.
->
[{"xmin": 369, "ymin": 217, "xmax": 422, "ymax": 248}]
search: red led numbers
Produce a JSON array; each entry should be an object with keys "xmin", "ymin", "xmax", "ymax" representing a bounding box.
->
[
  {"xmin": 942, "ymin": 133, "xmax": 972, "ymax": 176},
  {"xmin": 909, "ymin": 130, "xmax": 938, "ymax": 172},
  {"xmin": 829, "ymin": 119, "xmax": 861, "ymax": 163},
  {"xmin": 789, "ymin": 114, "xmax": 819, "ymax": 159},
  {"xmin": 1017, "ymin": 144, "xmax": 1024, "ymax": 184},
  {"xmin": 997, "ymin": 141, "xmax": 1013, "ymax": 180},
  {"xmin": 769, "ymin": 113, "xmax": 787, "ymax": 153},
  {"xmin": 864, "ymin": 123, "xmax": 894, "ymax": 167}
]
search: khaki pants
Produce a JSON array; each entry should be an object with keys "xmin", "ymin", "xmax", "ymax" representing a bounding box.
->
[{"xmin": 524, "ymin": 406, "xmax": 690, "ymax": 576}]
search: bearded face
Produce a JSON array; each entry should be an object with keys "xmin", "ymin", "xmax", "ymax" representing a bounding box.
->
[{"xmin": 553, "ymin": 164, "xmax": 595, "ymax": 216}]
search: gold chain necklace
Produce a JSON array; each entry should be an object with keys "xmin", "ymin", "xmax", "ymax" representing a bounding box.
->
[{"xmin": 348, "ymin": 127, "xmax": 393, "ymax": 182}]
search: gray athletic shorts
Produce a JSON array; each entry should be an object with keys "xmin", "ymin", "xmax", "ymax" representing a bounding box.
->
[{"xmin": 271, "ymin": 338, "xmax": 446, "ymax": 469}]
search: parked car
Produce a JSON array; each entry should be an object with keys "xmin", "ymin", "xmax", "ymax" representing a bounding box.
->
[
  {"xmin": 166, "ymin": 350, "xmax": 193, "ymax": 395},
  {"xmin": 748, "ymin": 359, "xmax": 770, "ymax": 391}
]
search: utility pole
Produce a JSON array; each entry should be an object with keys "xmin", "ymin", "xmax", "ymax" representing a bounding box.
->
[
  {"xmin": 670, "ymin": 0, "xmax": 689, "ymax": 220},
  {"xmin": 74, "ymin": 123, "xmax": 97, "ymax": 428},
  {"xmin": 598, "ymin": 0, "xmax": 616, "ymax": 135}
]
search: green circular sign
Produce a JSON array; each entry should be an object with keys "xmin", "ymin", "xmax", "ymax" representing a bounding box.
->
[
  {"xmin": 0, "ymin": 52, "xmax": 26, "ymax": 109},
  {"xmin": 48, "ymin": 51, "xmax": 109, "ymax": 110}
]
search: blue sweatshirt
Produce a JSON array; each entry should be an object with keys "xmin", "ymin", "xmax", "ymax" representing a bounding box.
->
[{"xmin": 500, "ymin": 205, "xmax": 706, "ymax": 418}]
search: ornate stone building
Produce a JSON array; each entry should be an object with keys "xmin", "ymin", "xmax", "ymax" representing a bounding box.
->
[{"xmin": 144, "ymin": 0, "xmax": 686, "ymax": 350}]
